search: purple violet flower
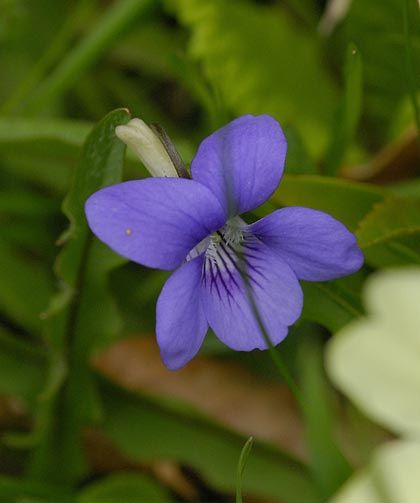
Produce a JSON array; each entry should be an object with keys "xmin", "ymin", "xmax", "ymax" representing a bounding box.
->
[{"xmin": 85, "ymin": 115, "xmax": 363, "ymax": 370}]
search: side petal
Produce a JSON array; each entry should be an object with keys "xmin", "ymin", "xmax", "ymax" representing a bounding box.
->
[
  {"xmin": 191, "ymin": 115, "xmax": 287, "ymax": 217},
  {"xmin": 85, "ymin": 178, "xmax": 225, "ymax": 270},
  {"xmin": 156, "ymin": 255, "xmax": 208, "ymax": 370},
  {"xmin": 248, "ymin": 207, "xmax": 364, "ymax": 281},
  {"xmin": 201, "ymin": 240, "xmax": 303, "ymax": 351}
]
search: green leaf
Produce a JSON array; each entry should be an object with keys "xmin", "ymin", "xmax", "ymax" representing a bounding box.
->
[
  {"xmin": 0, "ymin": 326, "xmax": 46, "ymax": 402},
  {"xmin": 29, "ymin": 109, "xmax": 130, "ymax": 486},
  {"xmin": 99, "ymin": 380, "xmax": 319, "ymax": 503},
  {"xmin": 77, "ymin": 473, "xmax": 172, "ymax": 503},
  {"xmin": 0, "ymin": 186, "xmax": 60, "ymax": 260},
  {"xmin": 1, "ymin": 1, "xmax": 96, "ymax": 115},
  {"xmin": 270, "ymin": 175, "xmax": 384, "ymax": 230},
  {"xmin": 0, "ymin": 189, "xmax": 57, "ymax": 217},
  {"xmin": 169, "ymin": 0, "xmax": 337, "ymax": 155},
  {"xmin": 302, "ymin": 274, "xmax": 365, "ymax": 333},
  {"xmin": 299, "ymin": 337, "xmax": 351, "ymax": 499},
  {"xmin": 403, "ymin": 0, "xmax": 420, "ymax": 130},
  {"xmin": 0, "ymin": 475, "xmax": 74, "ymax": 503},
  {"xmin": 25, "ymin": 0, "xmax": 157, "ymax": 113},
  {"xmin": 0, "ymin": 116, "xmax": 90, "ymax": 147},
  {"xmin": 325, "ymin": 43, "xmax": 363, "ymax": 175},
  {"xmin": 356, "ymin": 196, "xmax": 420, "ymax": 267},
  {"xmin": 0, "ymin": 117, "xmax": 91, "ymax": 193},
  {"xmin": 0, "ymin": 240, "xmax": 53, "ymax": 334},
  {"xmin": 111, "ymin": 20, "xmax": 186, "ymax": 79},
  {"xmin": 283, "ymin": 126, "xmax": 317, "ymax": 176},
  {"xmin": 390, "ymin": 178, "xmax": 420, "ymax": 198},
  {"xmin": 49, "ymin": 108, "xmax": 130, "ymax": 334},
  {"xmin": 338, "ymin": 0, "xmax": 420, "ymax": 140},
  {"xmin": 43, "ymin": 108, "xmax": 130, "ymax": 356}
]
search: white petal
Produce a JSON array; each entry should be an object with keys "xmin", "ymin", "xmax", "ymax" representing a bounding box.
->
[
  {"xmin": 331, "ymin": 441, "xmax": 420, "ymax": 503},
  {"xmin": 326, "ymin": 268, "xmax": 420, "ymax": 438},
  {"xmin": 364, "ymin": 267, "xmax": 420, "ymax": 347}
]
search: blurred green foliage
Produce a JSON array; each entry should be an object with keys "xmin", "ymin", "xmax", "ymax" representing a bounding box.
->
[{"xmin": 0, "ymin": 0, "xmax": 419, "ymax": 502}]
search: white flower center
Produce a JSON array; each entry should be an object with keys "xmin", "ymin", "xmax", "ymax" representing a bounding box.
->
[
  {"xmin": 186, "ymin": 217, "xmax": 245, "ymax": 264},
  {"xmin": 206, "ymin": 218, "xmax": 244, "ymax": 265}
]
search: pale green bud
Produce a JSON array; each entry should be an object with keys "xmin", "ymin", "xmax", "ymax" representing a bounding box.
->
[{"xmin": 115, "ymin": 118, "xmax": 178, "ymax": 177}]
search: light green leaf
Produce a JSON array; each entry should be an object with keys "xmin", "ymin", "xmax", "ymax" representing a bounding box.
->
[
  {"xmin": 78, "ymin": 473, "xmax": 172, "ymax": 503},
  {"xmin": 271, "ymin": 175, "xmax": 384, "ymax": 230},
  {"xmin": 169, "ymin": 0, "xmax": 337, "ymax": 155}
]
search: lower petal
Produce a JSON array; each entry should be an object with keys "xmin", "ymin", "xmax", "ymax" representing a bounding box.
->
[
  {"xmin": 156, "ymin": 255, "xmax": 208, "ymax": 370},
  {"xmin": 248, "ymin": 207, "xmax": 364, "ymax": 281},
  {"xmin": 201, "ymin": 240, "xmax": 303, "ymax": 351}
]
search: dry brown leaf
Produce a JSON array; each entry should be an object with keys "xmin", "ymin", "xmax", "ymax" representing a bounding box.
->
[
  {"xmin": 0, "ymin": 395, "xmax": 28, "ymax": 429},
  {"xmin": 342, "ymin": 126, "xmax": 419, "ymax": 183},
  {"xmin": 92, "ymin": 336, "xmax": 306, "ymax": 460},
  {"xmin": 149, "ymin": 461, "xmax": 200, "ymax": 502}
]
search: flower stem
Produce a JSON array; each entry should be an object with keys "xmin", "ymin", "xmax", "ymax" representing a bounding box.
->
[{"xmin": 237, "ymin": 251, "xmax": 304, "ymax": 406}]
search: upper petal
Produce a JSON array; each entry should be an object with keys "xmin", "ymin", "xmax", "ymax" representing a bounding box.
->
[
  {"xmin": 156, "ymin": 255, "xmax": 208, "ymax": 370},
  {"xmin": 85, "ymin": 178, "xmax": 225, "ymax": 270},
  {"xmin": 248, "ymin": 207, "xmax": 364, "ymax": 281},
  {"xmin": 201, "ymin": 239, "xmax": 303, "ymax": 351},
  {"xmin": 191, "ymin": 115, "xmax": 287, "ymax": 217}
]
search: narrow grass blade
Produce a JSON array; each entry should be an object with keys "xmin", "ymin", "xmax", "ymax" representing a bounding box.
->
[{"xmin": 236, "ymin": 436, "xmax": 254, "ymax": 503}]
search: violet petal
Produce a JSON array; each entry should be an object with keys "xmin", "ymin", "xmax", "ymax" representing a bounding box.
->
[
  {"xmin": 85, "ymin": 178, "xmax": 225, "ymax": 270},
  {"xmin": 191, "ymin": 115, "xmax": 287, "ymax": 217},
  {"xmin": 200, "ymin": 239, "xmax": 303, "ymax": 351},
  {"xmin": 248, "ymin": 207, "xmax": 364, "ymax": 281},
  {"xmin": 156, "ymin": 254, "xmax": 208, "ymax": 369}
]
